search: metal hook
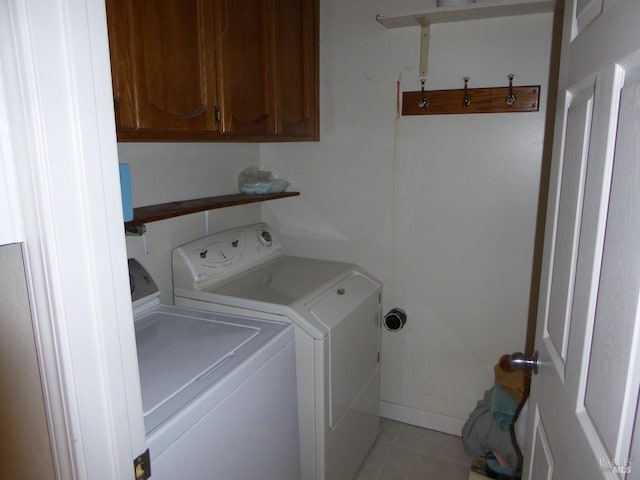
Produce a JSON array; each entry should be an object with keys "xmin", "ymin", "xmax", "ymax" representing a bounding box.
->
[
  {"xmin": 462, "ymin": 76, "xmax": 471, "ymax": 108},
  {"xmin": 418, "ymin": 78, "xmax": 430, "ymax": 109},
  {"xmin": 506, "ymin": 74, "xmax": 517, "ymax": 106}
]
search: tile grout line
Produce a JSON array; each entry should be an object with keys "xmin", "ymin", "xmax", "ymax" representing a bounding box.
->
[{"xmin": 355, "ymin": 419, "xmax": 472, "ymax": 480}]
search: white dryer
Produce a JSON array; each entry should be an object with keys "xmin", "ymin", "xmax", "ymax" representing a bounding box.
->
[
  {"xmin": 129, "ymin": 259, "xmax": 300, "ymax": 480},
  {"xmin": 172, "ymin": 223, "xmax": 382, "ymax": 480}
]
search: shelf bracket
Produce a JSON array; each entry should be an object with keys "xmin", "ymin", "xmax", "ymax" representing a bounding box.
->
[
  {"xmin": 125, "ymin": 224, "xmax": 146, "ymax": 236},
  {"xmin": 419, "ymin": 24, "xmax": 430, "ymax": 78}
]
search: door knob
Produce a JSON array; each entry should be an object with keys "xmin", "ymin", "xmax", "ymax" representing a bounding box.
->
[{"xmin": 509, "ymin": 351, "xmax": 540, "ymax": 374}]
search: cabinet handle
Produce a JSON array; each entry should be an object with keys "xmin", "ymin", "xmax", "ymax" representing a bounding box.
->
[{"xmin": 214, "ymin": 106, "xmax": 221, "ymax": 124}]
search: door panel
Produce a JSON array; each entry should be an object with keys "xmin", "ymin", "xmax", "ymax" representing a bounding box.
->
[
  {"xmin": 545, "ymin": 84, "xmax": 593, "ymax": 369},
  {"xmin": 216, "ymin": 0, "xmax": 275, "ymax": 135},
  {"xmin": 309, "ymin": 274, "xmax": 380, "ymax": 429},
  {"xmin": 530, "ymin": 408, "xmax": 554, "ymax": 480},
  {"xmin": 273, "ymin": 0, "xmax": 317, "ymax": 138},
  {"xmin": 576, "ymin": 0, "xmax": 603, "ymax": 35},
  {"xmin": 106, "ymin": 0, "xmax": 217, "ymax": 132},
  {"xmin": 134, "ymin": 1, "xmax": 206, "ymax": 122},
  {"xmin": 582, "ymin": 66, "xmax": 640, "ymax": 461}
]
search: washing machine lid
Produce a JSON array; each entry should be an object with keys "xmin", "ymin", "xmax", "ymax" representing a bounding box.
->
[
  {"xmin": 134, "ymin": 305, "xmax": 287, "ymax": 433},
  {"xmin": 209, "ymin": 256, "xmax": 355, "ymax": 305}
]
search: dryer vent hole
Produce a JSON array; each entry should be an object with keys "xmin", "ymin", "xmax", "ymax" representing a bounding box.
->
[{"xmin": 384, "ymin": 308, "xmax": 407, "ymax": 332}]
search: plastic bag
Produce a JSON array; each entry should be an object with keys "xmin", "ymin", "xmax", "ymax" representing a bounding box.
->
[{"xmin": 238, "ymin": 165, "xmax": 289, "ymax": 195}]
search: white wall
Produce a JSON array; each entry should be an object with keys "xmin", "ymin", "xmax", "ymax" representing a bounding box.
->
[
  {"xmin": 119, "ymin": 143, "xmax": 263, "ymax": 304},
  {"xmin": 0, "ymin": 30, "xmax": 24, "ymax": 245},
  {"xmin": 261, "ymin": 0, "xmax": 554, "ymax": 427}
]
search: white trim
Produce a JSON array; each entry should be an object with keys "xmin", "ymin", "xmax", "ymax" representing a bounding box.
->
[
  {"xmin": 1, "ymin": 1, "xmax": 146, "ymax": 479},
  {"xmin": 379, "ymin": 400, "xmax": 465, "ymax": 437}
]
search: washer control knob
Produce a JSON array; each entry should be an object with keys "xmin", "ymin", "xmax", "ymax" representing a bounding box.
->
[{"xmin": 258, "ymin": 229, "xmax": 273, "ymax": 247}]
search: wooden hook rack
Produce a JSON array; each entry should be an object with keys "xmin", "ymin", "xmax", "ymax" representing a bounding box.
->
[{"xmin": 402, "ymin": 85, "xmax": 540, "ymax": 116}]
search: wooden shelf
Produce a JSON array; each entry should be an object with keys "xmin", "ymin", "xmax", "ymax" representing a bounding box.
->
[
  {"xmin": 124, "ymin": 191, "xmax": 300, "ymax": 228},
  {"xmin": 376, "ymin": 0, "xmax": 554, "ymax": 28}
]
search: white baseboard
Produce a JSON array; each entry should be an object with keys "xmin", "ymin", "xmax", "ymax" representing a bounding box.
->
[{"xmin": 379, "ymin": 401, "xmax": 466, "ymax": 437}]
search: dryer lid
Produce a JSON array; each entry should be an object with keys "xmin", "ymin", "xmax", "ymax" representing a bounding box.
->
[
  {"xmin": 174, "ymin": 255, "xmax": 375, "ymax": 340},
  {"xmin": 210, "ymin": 255, "xmax": 355, "ymax": 305}
]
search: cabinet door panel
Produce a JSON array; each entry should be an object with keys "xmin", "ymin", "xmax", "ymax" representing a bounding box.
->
[
  {"xmin": 107, "ymin": 0, "xmax": 217, "ymax": 132},
  {"xmin": 216, "ymin": 0, "xmax": 275, "ymax": 135},
  {"xmin": 273, "ymin": 0, "xmax": 318, "ymax": 139},
  {"xmin": 106, "ymin": 0, "xmax": 135, "ymax": 129}
]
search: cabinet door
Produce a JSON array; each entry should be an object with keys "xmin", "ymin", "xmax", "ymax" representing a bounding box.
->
[
  {"xmin": 215, "ymin": 0, "xmax": 276, "ymax": 136},
  {"xmin": 106, "ymin": 0, "xmax": 218, "ymax": 134},
  {"xmin": 273, "ymin": 0, "xmax": 318, "ymax": 140}
]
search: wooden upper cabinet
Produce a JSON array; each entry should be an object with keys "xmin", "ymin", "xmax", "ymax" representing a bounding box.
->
[{"xmin": 105, "ymin": 0, "xmax": 318, "ymax": 141}]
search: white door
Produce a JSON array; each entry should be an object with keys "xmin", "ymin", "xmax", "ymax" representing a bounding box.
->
[{"xmin": 523, "ymin": 0, "xmax": 640, "ymax": 478}]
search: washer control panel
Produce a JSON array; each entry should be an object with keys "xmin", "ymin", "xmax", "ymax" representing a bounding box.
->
[
  {"xmin": 173, "ymin": 223, "xmax": 282, "ymax": 290},
  {"xmin": 129, "ymin": 258, "xmax": 159, "ymax": 302}
]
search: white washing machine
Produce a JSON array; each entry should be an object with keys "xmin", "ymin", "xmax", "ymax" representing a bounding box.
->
[
  {"xmin": 172, "ymin": 223, "xmax": 382, "ymax": 480},
  {"xmin": 129, "ymin": 259, "xmax": 300, "ymax": 480}
]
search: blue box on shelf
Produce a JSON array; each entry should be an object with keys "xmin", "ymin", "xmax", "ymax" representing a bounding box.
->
[{"xmin": 119, "ymin": 163, "xmax": 133, "ymax": 222}]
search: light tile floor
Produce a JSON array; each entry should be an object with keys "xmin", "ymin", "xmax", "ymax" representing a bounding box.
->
[{"xmin": 354, "ymin": 418, "xmax": 473, "ymax": 480}]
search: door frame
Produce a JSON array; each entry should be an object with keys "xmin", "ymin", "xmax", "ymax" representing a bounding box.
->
[{"xmin": 0, "ymin": 1, "xmax": 146, "ymax": 478}]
